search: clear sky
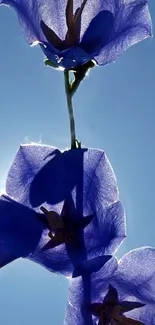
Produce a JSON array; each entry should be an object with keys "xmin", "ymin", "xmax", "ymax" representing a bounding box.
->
[{"xmin": 0, "ymin": 2, "xmax": 155, "ymax": 325}]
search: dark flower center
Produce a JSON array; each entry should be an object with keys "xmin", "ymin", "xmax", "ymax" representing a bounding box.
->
[
  {"xmin": 40, "ymin": 204, "xmax": 93, "ymax": 250},
  {"xmin": 41, "ymin": 206, "xmax": 74, "ymax": 244},
  {"xmin": 40, "ymin": 206, "xmax": 64, "ymax": 229},
  {"xmin": 49, "ymin": 225, "xmax": 78, "ymax": 246},
  {"xmin": 90, "ymin": 285, "xmax": 145, "ymax": 325},
  {"xmin": 48, "ymin": 228, "xmax": 74, "ymax": 245},
  {"xmin": 40, "ymin": 0, "xmax": 88, "ymax": 51},
  {"xmin": 64, "ymin": 231, "xmax": 74, "ymax": 244}
]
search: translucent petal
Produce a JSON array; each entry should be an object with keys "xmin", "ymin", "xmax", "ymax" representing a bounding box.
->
[
  {"xmin": 93, "ymin": 0, "xmax": 152, "ymax": 65},
  {"xmin": 5, "ymin": 144, "xmax": 125, "ymax": 276},
  {"xmin": 0, "ymin": 0, "xmax": 152, "ymax": 68},
  {"xmin": 0, "ymin": 194, "xmax": 44, "ymax": 260},
  {"xmin": 65, "ymin": 247, "xmax": 155, "ymax": 324},
  {"xmin": 65, "ymin": 256, "xmax": 118, "ymax": 325}
]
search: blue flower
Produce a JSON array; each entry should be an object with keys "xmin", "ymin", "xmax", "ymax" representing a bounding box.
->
[
  {"xmin": 0, "ymin": 0, "xmax": 152, "ymax": 69},
  {"xmin": 65, "ymin": 247, "xmax": 155, "ymax": 324},
  {"xmin": 0, "ymin": 144, "xmax": 125, "ymax": 276}
]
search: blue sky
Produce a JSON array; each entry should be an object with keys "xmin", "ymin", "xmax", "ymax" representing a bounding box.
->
[{"xmin": 0, "ymin": 2, "xmax": 155, "ymax": 324}]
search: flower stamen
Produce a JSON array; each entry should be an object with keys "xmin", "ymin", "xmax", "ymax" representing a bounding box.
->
[
  {"xmin": 90, "ymin": 285, "xmax": 145, "ymax": 325},
  {"xmin": 41, "ymin": 1, "xmax": 88, "ymax": 51},
  {"xmin": 73, "ymin": 0, "xmax": 87, "ymax": 25},
  {"xmin": 40, "ymin": 206, "xmax": 64, "ymax": 229},
  {"xmin": 40, "ymin": 206, "xmax": 74, "ymax": 244},
  {"xmin": 65, "ymin": 0, "xmax": 88, "ymax": 46},
  {"xmin": 66, "ymin": 0, "xmax": 74, "ymax": 30}
]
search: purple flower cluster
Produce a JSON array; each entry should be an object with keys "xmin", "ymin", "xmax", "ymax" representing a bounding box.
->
[
  {"xmin": 0, "ymin": 144, "xmax": 155, "ymax": 324},
  {"xmin": 0, "ymin": 1, "xmax": 153, "ymax": 324}
]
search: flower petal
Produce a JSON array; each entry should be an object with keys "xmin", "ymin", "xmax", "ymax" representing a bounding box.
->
[
  {"xmin": 0, "ymin": 241, "xmax": 17, "ymax": 268},
  {"xmin": 112, "ymin": 247, "xmax": 155, "ymax": 324},
  {"xmin": 0, "ymin": 0, "xmax": 67, "ymax": 43},
  {"xmin": 81, "ymin": 10, "xmax": 114, "ymax": 56},
  {"xmin": 5, "ymin": 145, "xmax": 125, "ymax": 275},
  {"xmin": 116, "ymin": 247, "xmax": 155, "ymax": 301},
  {"xmin": 72, "ymin": 255, "xmax": 112, "ymax": 278},
  {"xmin": 65, "ymin": 248, "xmax": 155, "ymax": 324},
  {"xmin": 0, "ymin": 194, "xmax": 44, "ymax": 259},
  {"xmin": 6, "ymin": 145, "xmax": 66, "ymax": 208},
  {"xmin": 83, "ymin": 200, "xmax": 126, "ymax": 256},
  {"xmin": 6, "ymin": 145, "xmax": 125, "ymax": 254},
  {"xmin": 5, "ymin": 145, "xmax": 118, "ymax": 211},
  {"xmin": 94, "ymin": 0, "xmax": 152, "ymax": 65},
  {"xmin": 64, "ymin": 256, "xmax": 118, "ymax": 325}
]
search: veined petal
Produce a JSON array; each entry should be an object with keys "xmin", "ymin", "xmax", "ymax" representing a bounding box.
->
[
  {"xmin": 5, "ymin": 144, "xmax": 125, "ymax": 276},
  {"xmin": 93, "ymin": 0, "xmax": 152, "ymax": 65},
  {"xmin": 64, "ymin": 256, "xmax": 118, "ymax": 325},
  {"xmin": 0, "ymin": 194, "xmax": 44, "ymax": 260},
  {"xmin": 6, "ymin": 145, "xmax": 125, "ymax": 254},
  {"xmin": 0, "ymin": 0, "xmax": 67, "ymax": 43},
  {"xmin": 112, "ymin": 247, "xmax": 155, "ymax": 324},
  {"xmin": 5, "ymin": 145, "xmax": 119, "ymax": 211},
  {"xmin": 0, "ymin": 0, "xmax": 152, "ymax": 68},
  {"xmin": 81, "ymin": 10, "xmax": 114, "ymax": 56},
  {"xmin": 65, "ymin": 247, "xmax": 155, "ymax": 325}
]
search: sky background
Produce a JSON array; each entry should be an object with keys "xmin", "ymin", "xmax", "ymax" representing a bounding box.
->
[{"xmin": 0, "ymin": 2, "xmax": 155, "ymax": 324}]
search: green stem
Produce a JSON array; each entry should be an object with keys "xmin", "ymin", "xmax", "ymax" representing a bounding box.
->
[
  {"xmin": 64, "ymin": 70, "xmax": 77, "ymax": 149},
  {"xmin": 70, "ymin": 60, "xmax": 95, "ymax": 98}
]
